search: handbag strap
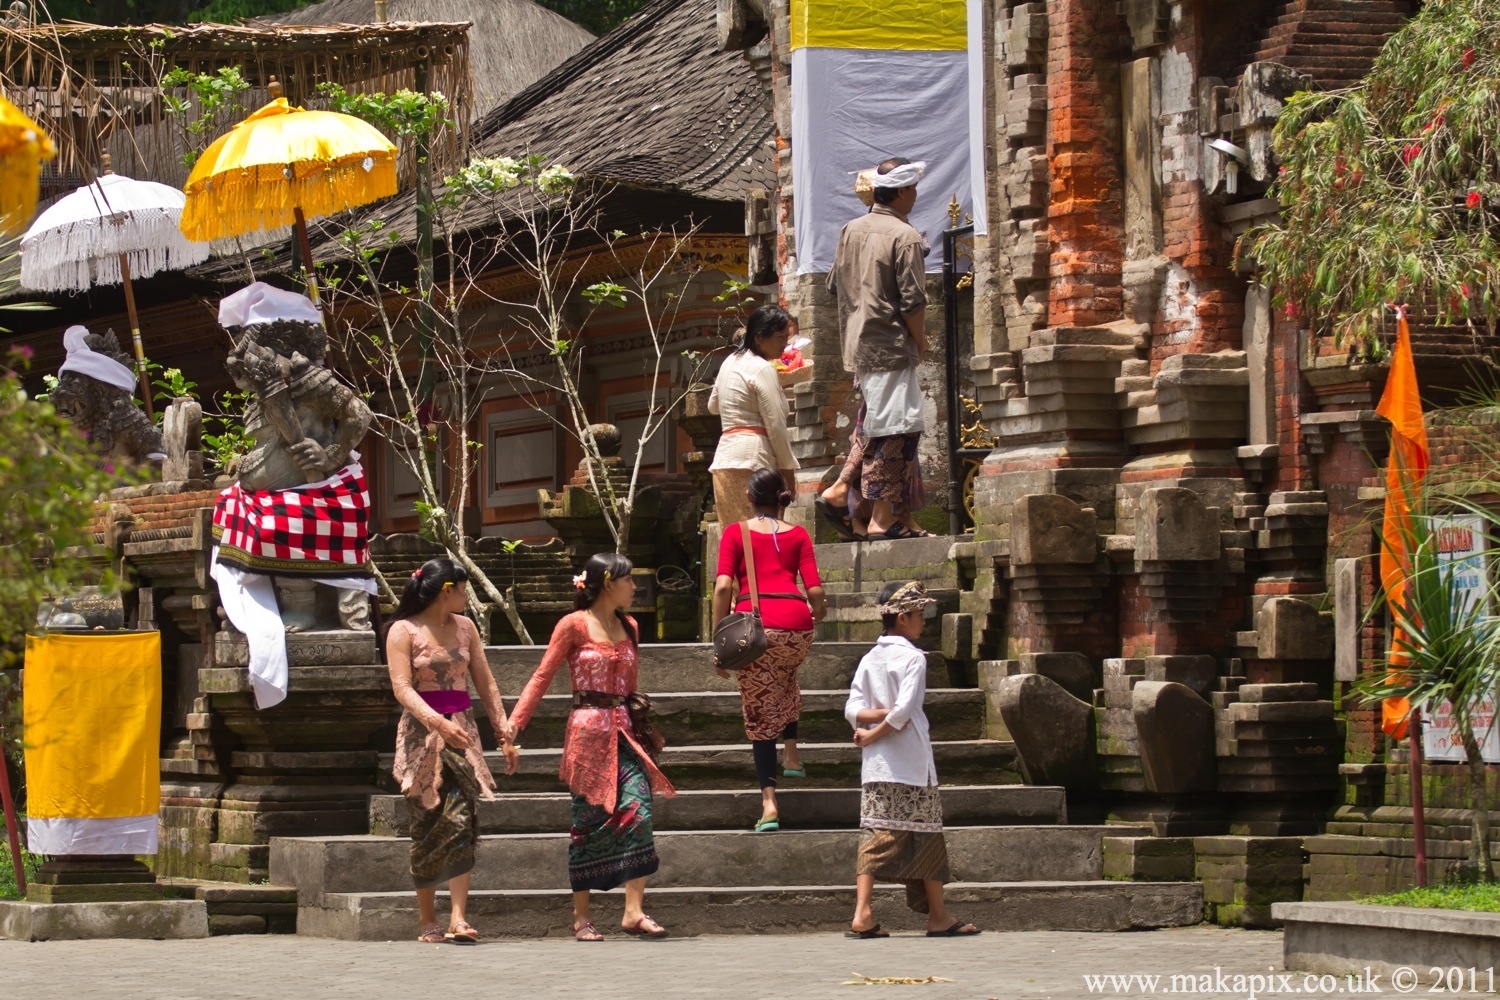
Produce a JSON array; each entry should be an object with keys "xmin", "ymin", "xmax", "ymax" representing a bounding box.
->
[{"xmin": 741, "ymin": 520, "xmax": 761, "ymax": 614}]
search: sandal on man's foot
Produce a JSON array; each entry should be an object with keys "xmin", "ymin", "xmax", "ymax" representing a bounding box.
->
[
  {"xmin": 782, "ymin": 765, "xmax": 806, "ymax": 778},
  {"xmin": 846, "ymin": 923, "xmax": 890, "ymax": 939},
  {"xmin": 622, "ymin": 914, "xmax": 669, "ymax": 939},
  {"xmin": 445, "ymin": 919, "xmax": 480, "ymax": 944},
  {"xmin": 418, "ymin": 924, "xmax": 447, "ymax": 944},
  {"xmin": 927, "ymin": 920, "xmax": 981, "ymax": 937},
  {"xmin": 816, "ymin": 497, "xmax": 861, "ymax": 542},
  {"xmin": 867, "ymin": 522, "xmax": 921, "ymax": 541},
  {"xmin": 574, "ymin": 921, "xmax": 604, "ymax": 942},
  {"xmin": 754, "ymin": 815, "xmax": 780, "ymax": 832}
]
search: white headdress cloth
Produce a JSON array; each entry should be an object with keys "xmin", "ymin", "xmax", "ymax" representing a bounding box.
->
[
  {"xmin": 57, "ymin": 325, "xmax": 136, "ymax": 392},
  {"xmin": 871, "ymin": 161, "xmax": 927, "ymax": 189},
  {"xmin": 219, "ymin": 281, "xmax": 323, "ymax": 329}
]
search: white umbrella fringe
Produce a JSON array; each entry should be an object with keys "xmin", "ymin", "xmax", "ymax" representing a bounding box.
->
[{"xmin": 20, "ymin": 174, "xmax": 209, "ymax": 292}]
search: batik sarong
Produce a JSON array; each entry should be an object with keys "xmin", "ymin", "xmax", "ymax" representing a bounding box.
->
[
  {"xmin": 857, "ymin": 781, "xmax": 950, "ymax": 912},
  {"xmin": 568, "ymin": 735, "xmax": 660, "ymax": 891},
  {"xmin": 837, "ymin": 405, "xmax": 925, "ymax": 518},
  {"xmin": 737, "ymin": 628, "xmax": 813, "ymax": 741},
  {"xmin": 409, "ymin": 748, "xmax": 483, "ymax": 889}
]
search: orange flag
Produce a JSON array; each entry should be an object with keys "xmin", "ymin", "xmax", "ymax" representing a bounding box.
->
[{"xmin": 1375, "ymin": 309, "xmax": 1428, "ymax": 739}]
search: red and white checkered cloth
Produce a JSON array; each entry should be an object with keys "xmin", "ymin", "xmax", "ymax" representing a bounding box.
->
[{"xmin": 211, "ymin": 462, "xmax": 372, "ymax": 578}]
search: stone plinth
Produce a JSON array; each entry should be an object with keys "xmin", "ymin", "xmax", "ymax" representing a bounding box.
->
[
  {"xmin": 0, "ymin": 899, "xmax": 208, "ymax": 940},
  {"xmin": 214, "ymin": 628, "xmax": 376, "ymax": 667},
  {"xmin": 192, "ymin": 657, "xmax": 394, "ymax": 882},
  {"xmin": 26, "ymin": 857, "xmax": 163, "ymax": 903}
]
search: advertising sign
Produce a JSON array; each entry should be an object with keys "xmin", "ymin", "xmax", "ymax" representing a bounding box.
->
[{"xmin": 1420, "ymin": 514, "xmax": 1500, "ymax": 763}]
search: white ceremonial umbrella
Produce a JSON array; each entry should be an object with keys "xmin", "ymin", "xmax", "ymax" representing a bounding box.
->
[{"xmin": 21, "ymin": 162, "xmax": 210, "ymax": 416}]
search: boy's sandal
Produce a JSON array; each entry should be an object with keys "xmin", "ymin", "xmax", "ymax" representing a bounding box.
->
[
  {"xmin": 816, "ymin": 497, "xmax": 861, "ymax": 542},
  {"xmin": 574, "ymin": 921, "xmax": 604, "ymax": 942},
  {"xmin": 445, "ymin": 919, "xmax": 480, "ymax": 944},
  {"xmin": 846, "ymin": 923, "xmax": 890, "ymax": 939},
  {"xmin": 418, "ymin": 924, "xmax": 447, "ymax": 944},
  {"xmin": 927, "ymin": 920, "xmax": 981, "ymax": 937},
  {"xmin": 754, "ymin": 816, "xmax": 780, "ymax": 832},
  {"xmin": 622, "ymin": 914, "xmax": 669, "ymax": 938}
]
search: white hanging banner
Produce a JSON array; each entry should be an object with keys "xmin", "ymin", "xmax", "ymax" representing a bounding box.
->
[{"xmin": 789, "ymin": 0, "xmax": 983, "ymax": 274}]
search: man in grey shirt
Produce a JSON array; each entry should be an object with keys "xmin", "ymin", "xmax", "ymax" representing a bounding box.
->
[{"xmin": 817, "ymin": 157, "xmax": 930, "ymax": 542}]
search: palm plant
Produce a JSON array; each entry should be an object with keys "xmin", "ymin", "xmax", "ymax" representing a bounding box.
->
[{"xmin": 1359, "ymin": 502, "xmax": 1500, "ymax": 883}]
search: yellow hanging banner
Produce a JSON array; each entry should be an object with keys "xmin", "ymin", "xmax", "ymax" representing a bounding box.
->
[
  {"xmin": 24, "ymin": 631, "xmax": 161, "ymax": 821},
  {"xmin": 790, "ymin": 0, "xmax": 968, "ymax": 51}
]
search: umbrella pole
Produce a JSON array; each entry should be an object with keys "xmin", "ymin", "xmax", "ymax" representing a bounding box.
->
[
  {"xmin": 294, "ymin": 207, "xmax": 322, "ymax": 310},
  {"xmin": 117, "ymin": 253, "xmax": 153, "ymax": 420}
]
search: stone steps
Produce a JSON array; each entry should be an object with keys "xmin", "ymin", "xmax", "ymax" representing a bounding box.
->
[
  {"xmin": 375, "ymin": 740, "xmax": 1020, "ymax": 792},
  {"xmin": 295, "ymin": 881, "xmax": 1205, "ymax": 940},
  {"xmin": 367, "ymin": 785, "xmax": 1066, "ymax": 836},
  {"xmin": 272, "ymin": 824, "xmax": 1144, "ymax": 895},
  {"xmin": 484, "ymin": 688, "xmax": 984, "ymax": 746},
  {"xmin": 484, "ymin": 641, "xmax": 889, "ymax": 694}
]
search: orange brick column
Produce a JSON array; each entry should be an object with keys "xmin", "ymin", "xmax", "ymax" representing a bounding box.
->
[{"xmin": 1046, "ymin": 0, "xmax": 1126, "ymax": 328}]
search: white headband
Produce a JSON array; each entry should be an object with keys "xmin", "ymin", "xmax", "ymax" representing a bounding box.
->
[
  {"xmin": 218, "ymin": 281, "xmax": 323, "ymax": 329},
  {"xmin": 57, "ymin": 325, "xmax": 137, "ymax": 393},
  {"xmin": 871, "ymin": 161, "xmax": 926, "ymax": 189}
]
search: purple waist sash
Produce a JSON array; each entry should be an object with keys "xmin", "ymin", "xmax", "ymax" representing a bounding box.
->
[{"xmin": 418, "ymin": 689, "xmax": 471, "ymax": 715}]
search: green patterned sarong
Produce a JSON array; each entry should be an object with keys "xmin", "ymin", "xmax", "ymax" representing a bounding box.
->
[{"xmin": 568, "ymin": 735, "xmax": 659, "ymax": 891}]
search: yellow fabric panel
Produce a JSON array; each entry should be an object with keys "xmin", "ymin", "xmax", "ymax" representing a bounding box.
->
[
  {"xmin": 23, "ymin": 632, "xmax": 162, "ymax": 820},
  {"xmin": 790, "ymin": 0, "xmax": 967, "ymax": 51}
]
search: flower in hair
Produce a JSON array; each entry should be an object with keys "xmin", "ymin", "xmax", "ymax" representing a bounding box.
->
[
  {"xmin": 441, "ymin": 581, "xmax": 454, "ymax": 592},
  {"xmin": 602, "ymin": 570, "xmax": 612, "ymax": 582},
  {"xmin": 572, "ymin": 572, "xmax": 587, "ymax": 590},
  {"xmin": 412, "ymin": 569, "xmax": 423, "ymax": 579}
]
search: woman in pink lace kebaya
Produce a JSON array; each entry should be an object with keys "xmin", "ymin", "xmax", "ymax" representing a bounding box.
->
[
  {"xmin": 387, "ymin": 557, "xmax": 518, "ymax": 945},
  {"xmin": 510, "ymin": 552, "xmax": 677, "ymax": 941}
]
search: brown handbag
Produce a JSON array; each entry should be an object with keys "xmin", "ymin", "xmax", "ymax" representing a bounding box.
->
[{"xmin": 711, "ymin": 521, "xmax": 768, "ymax": 671}]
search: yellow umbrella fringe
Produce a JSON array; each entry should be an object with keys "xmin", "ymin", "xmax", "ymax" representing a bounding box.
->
[
  {"xmin": 0, "ymin": 94, "xmax": 55, "ymax": 237},
  {"xmin": 180, "ymin": 155, "xmax": 397, "ymax": 243}
]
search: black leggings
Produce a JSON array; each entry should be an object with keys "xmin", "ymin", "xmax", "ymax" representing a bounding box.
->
[{"xmin": 751, "ymin": 722, "xmax": 799, "ymax": 789}]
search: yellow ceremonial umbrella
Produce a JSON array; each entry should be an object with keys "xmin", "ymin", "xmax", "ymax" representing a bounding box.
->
[
  {"xmin": 179, "ymin": 80, "xmax": 397, "ymax": 304},
  {"xmin": 0, "ymin": 95, "xmax": 56, "ymax": 238}
]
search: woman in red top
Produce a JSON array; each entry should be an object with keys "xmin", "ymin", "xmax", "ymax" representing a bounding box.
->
[
  {"xmin": 712, "ymin": 468, "xmax": 827, "ymax": 831},
  {"xmin": 510, "ymin": 552, "xmax": 676, "ymax": 941}
]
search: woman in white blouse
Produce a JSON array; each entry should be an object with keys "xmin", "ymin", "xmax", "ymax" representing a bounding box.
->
[{"xmin": 708, "ymin": 306, "xmax": 800, "ymax": 526}]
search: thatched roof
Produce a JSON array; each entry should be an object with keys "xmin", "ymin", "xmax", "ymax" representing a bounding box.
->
[
  {"xmin": 266, "ymin": 0, "xmax": 594, "ymax": 121},
  {"xmin": 194, "ymin": 0, "xmax": 774, "ymax": 279},
  {"xmin": 0, "ymin": 20, "xmax": 475, "ymax": 180},
  {"xmin": 474, "ymin": 0, "xmax": 773, "ymax": 204}
]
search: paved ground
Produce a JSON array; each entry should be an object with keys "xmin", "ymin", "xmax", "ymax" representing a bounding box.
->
[{"xmin": 2, "ymin": 926, "xmax": 1291, "ymax": 999}]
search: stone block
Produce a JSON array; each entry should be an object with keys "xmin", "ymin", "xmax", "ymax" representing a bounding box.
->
[
  {"xmin": 1256, "ymin": 597, "xmax": 1334, "ymax": 660},
  {"xmin": 997, "ymin": 673, "xmax": 1097, "ymax": 789},
  {"xmin": 1225, "ymin": 701, "xmax": 1335, "ymax": 723},
  {"xmin": 0, "ymin": 900, "xmax": 209, "ymax": 940},
  {"xmin": 1334, "ymin": 558, "xmax": 1361, "ymax": 681},
  {"xmin": 941, "ymin": 613, "xmax": 973, "ymax": 662},
  {"xmin": 1144, "ymin": 655, "xmax": 1217, "ymax": 699},
  {"xmin": 1012, "ymin": 493, "xmax": 1097, "ymax": 566},
  {"xmin": 1136, "ymin": 487, "xmax": 1219, "ymax": 562},
  {"xmin": 1133, "ymin": 681, "xmax": 1216, "ymax": 794},
  {"xmin": 1238, "ymin": 683, "xmax": 1320, "ymax": 703},
  {"xmin": 1021, "ymin": 651, "xmax": 1097, "ymax": 703}
]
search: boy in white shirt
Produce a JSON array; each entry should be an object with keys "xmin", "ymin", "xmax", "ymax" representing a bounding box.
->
[{"xmin": 843, "ymin": 581, "xmax": 980, "ymax": 938}]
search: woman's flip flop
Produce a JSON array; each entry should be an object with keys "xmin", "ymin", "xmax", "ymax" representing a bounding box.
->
[
  {"xmin": 445, "ymin": 919, "xmax": 480, "ymax": 944},
  {"xmin": 622, "ymin": 914, "xmax": 669, "ymax": 939},
  {"xmin": 846, "ymin": 923, "xmax": 890, "ymax": 939},
  {"xmin": 926, "ymin": 920, "xmax": 981, "ymax": 937},
  {"xmin": 574, "ymin": 921, "xmax": 604, "ymax": 942}
]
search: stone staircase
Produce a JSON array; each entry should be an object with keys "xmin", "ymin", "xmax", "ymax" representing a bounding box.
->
[{"xmin": 269, "ymin": 638, "xmax": 1203, "ymax": 938}]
